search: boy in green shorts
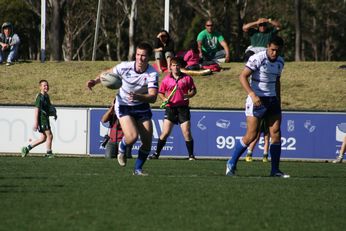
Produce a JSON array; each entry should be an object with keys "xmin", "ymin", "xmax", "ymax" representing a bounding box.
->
[{"xmin": 21, "ymin": 79, "xmax": 57, "ymax": 158}]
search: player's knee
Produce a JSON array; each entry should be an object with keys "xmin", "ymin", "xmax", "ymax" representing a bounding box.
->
[
  {"xmin": 160, "ymin": 129, "xmax": 172, "ymax": 140},
  {"xmin": 243, "ymin": 133, "xmax": 258, "ymax": 145},
  {"xmin": 124, "ymin": 133, "xmax": 138, "ymax": 145},
  {"xmin": 127, "ymin": 137, "xmax": 138, "ymax": 145},
  {"xmin": 39, "ymin": 136, "xmax": 47, "ymax": 143}
]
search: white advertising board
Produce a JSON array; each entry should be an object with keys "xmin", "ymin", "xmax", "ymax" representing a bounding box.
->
[{"xmin": 0, "ymin": 106, "xmax": 88, "ymax": 155}]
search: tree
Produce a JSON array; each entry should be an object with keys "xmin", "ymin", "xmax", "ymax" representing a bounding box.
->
[
  {"xmin": 294, "ymin": 0, "xmax": 302, "ymax": 61},
  {"xmin": 49, "ymin": 0, "xmax": 67, "ymax": 61},
  {"xmin": 5, "ymin": 0, "xmax": 346, "ymax": 61},
  {"xmin": 23, "ymin": 0, "xmax": 67, "ymax": 61}
]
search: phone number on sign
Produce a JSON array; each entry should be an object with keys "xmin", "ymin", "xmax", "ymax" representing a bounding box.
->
[{"xmin": 216, "ymin": 136, "xmax": 296, "ymax": 150}]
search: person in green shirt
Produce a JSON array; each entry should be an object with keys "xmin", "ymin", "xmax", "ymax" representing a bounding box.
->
[
  {"xmin": 243, "ymin": 18, "xmax": 281, "ymax": 61},
  {"xmin": 21, "ymin": 80, "xmax": 57, "ymax": 158},
  {"xmin": 197, "ymin": 19, "xmax": 230, "ymax": 63}
]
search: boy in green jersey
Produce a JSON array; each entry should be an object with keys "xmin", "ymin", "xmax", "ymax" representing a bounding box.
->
[{"xmin": 21, "ymin": 80, "xmax": 57, "ymax": 158}]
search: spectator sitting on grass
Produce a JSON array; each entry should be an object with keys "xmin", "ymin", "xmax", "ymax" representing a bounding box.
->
[
  {"xmin": 197, "ymin": 19, "xmax": 230, "ymax": 63},
  {"xmin": 242, "ymin": 17, "xmax": 281, "ymax": 61},
  {"xmin": 0, "ymin": 22, "xmax": 20, "ymax": 66},
  {"xmin": 154, "ymin": 30, "xmax": 174, "ymax": 73},
  {"xmin": 183, "ymin": 40, "xmax": 201, "ymax": 70}
]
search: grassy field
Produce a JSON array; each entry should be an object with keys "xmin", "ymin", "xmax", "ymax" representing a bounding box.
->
[
  {"xmin": 1, "ymin": 61, "xmax": 346, "ymax": 230},
  {"xmin": 0, "ymin": 156, "xmax": 346, "ymax": 231},
  {"xmin": 0, "ymin": 61, "xmax": 345, "ymax": 111}
]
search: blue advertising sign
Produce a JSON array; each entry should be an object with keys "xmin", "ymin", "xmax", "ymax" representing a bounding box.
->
[{"xmin": 89, "ymin": 108, "xmax": 346, "ymax": 160}]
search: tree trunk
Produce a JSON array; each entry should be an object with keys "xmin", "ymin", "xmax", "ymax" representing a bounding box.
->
[
  {"xmin": 127, "ymin": 0, "xmax": 137, "ymax": 61},
  {"xmin": 116, "ymin": 20, "xmax": 122, "ymax": 61},
  {"xmin": 235, "ymin": 0, "xmax": 247, "ymax": 62},
  {"xmin": 312, "ymin": 17, "xmax": 318, "ymax": 61},
  {"xmin": 50, "ymin": 0, "xmax": 66, "ymax": 61},
  {"xmin": 64, "ymin": 8, "xmax": 73, "ymax": 61},
  {"xmin": 294, "ymin": 0, "xmax": 302, "ymax": 61}
]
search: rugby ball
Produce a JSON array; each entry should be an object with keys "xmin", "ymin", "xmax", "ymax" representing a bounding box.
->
[{"xmin": 100, "ymin": 72, "xmax": 122, "ymax": 89}]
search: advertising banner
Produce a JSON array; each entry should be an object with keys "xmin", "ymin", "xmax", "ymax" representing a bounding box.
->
[
  {"xmin": 0, "ymin": 106, "xmax": 88, "ymax": 155},
  {"xmin": 89, "ymin": 109, "xmax": 346, "ymax": 160}
]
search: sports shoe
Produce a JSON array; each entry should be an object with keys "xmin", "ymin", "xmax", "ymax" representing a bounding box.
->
[
  {"xmin": 21, "ymin": 147, "xmax": 29, "ymax": 157},
  {"xmin": 133, "ymin": 169, "xmax": 149, "ymax": 176},
  {"xmin": 6, "ymin": 62, "xmax": 12, "ymax": 66},
  {"xmin": 245, "ymin": 154, "xmax": 253, "ymax": 162},
  {"xmin": 270, "ymin": 171, "xmax": 290, "ymax": 178},
  {"xmin": 117, "ymin": 152, "xmax": 127, "ymax": 167},
  {"xmin": 262, "ymin": 154, "xmax": 269, "ymax": 163},
  {"xmin": 148, "ymin": 152, "xmax": 159, "ymax": 160},
  {"xmin": 45, "ymin": 153, "xmax": 55, "ymax": 158},
  {"xmin": 188, "ymin": 155, "xmax": 196, "ymax": 161},
  {"xmin": 225, "ymin": 161, "xmax": 236, "ymax": 176},
  {"xmin": 332, "ymin": 155, "xmax": 343, "ymax": 163}
]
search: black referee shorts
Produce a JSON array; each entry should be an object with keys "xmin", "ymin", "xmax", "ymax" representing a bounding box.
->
[{"xmin": 164, "ymin": 106, "xmax": 191, "ymax": 125}]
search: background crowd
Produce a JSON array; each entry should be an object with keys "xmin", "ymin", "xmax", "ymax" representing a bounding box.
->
[{"xmin": 0, "ymin": 0, "xmax": 345, "ymax": 62}]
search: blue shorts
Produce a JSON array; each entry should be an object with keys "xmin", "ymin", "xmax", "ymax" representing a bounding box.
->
[
  {"xmin": 245, "ymin": 96, "xmax": 281, "ymax": 118},
  {"xmin": 116, "ymin": 103, "xmax": 152, "ymax": 122}
]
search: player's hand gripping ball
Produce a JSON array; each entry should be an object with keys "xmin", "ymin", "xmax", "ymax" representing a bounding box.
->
[{"xmin": 100, "ymin": 72, "xmax": 122, "ymax": 89}]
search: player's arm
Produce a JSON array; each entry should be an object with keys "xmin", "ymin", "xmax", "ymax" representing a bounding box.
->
[
  {"xmin": 158, "ymin": 92, "xmax": 166, "ymax": 102},
  {"xmin": 86, "ymin": 67, "xmax": 113, "ymax": 90},
  {"xmin": 184, "ymin": 87, "xmax": 197, "ymax": 100},
  {"xmin": 276, "ymin": 78, "xmax": 281, "ymax": 105},
  {"xmin": 239, "ymin": 67, "xmax": 261, "ymax": 106},
  {"xmin": 129, "ymin": 87, "xmax": 158, "ymax": 103},
  {"xmin": 33, "ymin": 107, "xmax": 39, "ymax": 131}
]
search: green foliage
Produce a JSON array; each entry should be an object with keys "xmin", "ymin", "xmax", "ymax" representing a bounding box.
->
[
  {"xmin": 182, "ymin": 15, "xmax": 203, "ymax": 50},
  {"xmin": 1, "ymin": 157, "xmax": 346, "ymax": 231},
  {"xmin": 1, "ymin": 1, "xmax": 346, "ymax": 61}
]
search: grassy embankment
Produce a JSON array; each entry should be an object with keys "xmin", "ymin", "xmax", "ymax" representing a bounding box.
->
[{"xmin": 0, "ymin": 61, "xmax": 345, "ymax": 111}]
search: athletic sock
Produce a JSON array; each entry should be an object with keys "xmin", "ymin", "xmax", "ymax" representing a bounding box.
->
[
  {"xmin": 185, "ymin": 139, "xmax": 194, "ymax": 157},
  {"xmin": 125, "ymin": 145, "xmax": 132, "ymax": 158},
  {"xmin": 27, "ymin": 145, "xmax": 33, "ymax": 150},
  {"xmin": 135, "ymin": 149, "xmax": 150, "ymax": 170},
  {"xmin": 118, "ymin": 137, "xmax": 126, "ymax": 154},
  {"xmin": 246, "ymin": 150, "xmax": 253, "ymax": 156},
  {"xmin": 270, "ymin": 143, "xmax": 281, "ymax": 173},
  {"xmin": 229, "ymin": 138, "xmax": 248, "ymax": 167},
  {"xmin": 155, "ymin": 138, "xmax": 167, "ymax": 156}
]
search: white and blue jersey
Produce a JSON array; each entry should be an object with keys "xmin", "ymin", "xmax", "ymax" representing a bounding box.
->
[
  {"xmin": 245, "ymin": 50, "xmax": 284, "ymax": 97},
  {"xmin": 112, "ymin": 61, "xmax": 159, "ymax": 106}
]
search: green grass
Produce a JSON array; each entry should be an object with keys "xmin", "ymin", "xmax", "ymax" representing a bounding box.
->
[
  {"xmin": 0, "ymin": 61, "xmax": 345, "ymax": 111},
  {"xmin": 1, "ymin": 156, "xmax": 346, "ymax": 231}
]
